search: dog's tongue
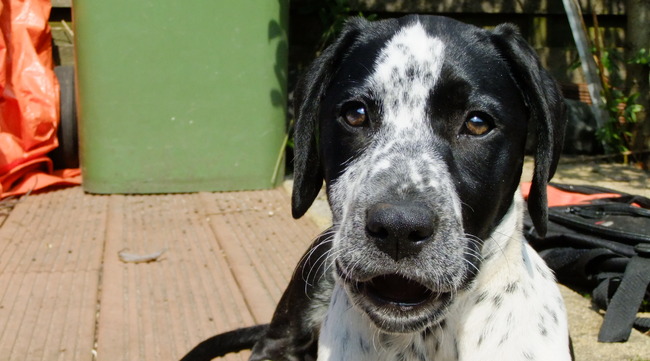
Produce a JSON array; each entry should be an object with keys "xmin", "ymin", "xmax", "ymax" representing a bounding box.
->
[{"xmin": 367, "ymin": 274, "xmax": 432, "ymax": 305}]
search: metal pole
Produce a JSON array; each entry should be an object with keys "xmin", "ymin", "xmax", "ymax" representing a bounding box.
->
[{"xmin": 561, "ymin": 0, "xmax": 608, "ymax": 128}]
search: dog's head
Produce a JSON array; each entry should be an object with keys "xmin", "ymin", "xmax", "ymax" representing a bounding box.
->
[{"xmin": 291, "ymin": 16, "xmax": 566, "ymax": 333}]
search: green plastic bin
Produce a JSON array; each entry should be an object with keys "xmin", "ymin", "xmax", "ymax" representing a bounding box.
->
[{"xmin": 73, "ymin": 0, "xmax": 288, "ymax": 193}]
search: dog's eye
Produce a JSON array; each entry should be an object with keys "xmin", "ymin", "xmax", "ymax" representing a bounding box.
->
[
  {"xmin": 463, "ymin": 115, "xmax": 492, "ymax": 136},
  {"xmin": 341, "ymin": 102, "xmax": 368, "ymax": 127}
]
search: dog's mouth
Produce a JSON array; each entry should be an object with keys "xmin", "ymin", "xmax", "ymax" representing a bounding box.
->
[
  {"xmin": 361, "ymin": 274, "xmax": 437, "ymax": 307},
  {"xmin": 338, "ymin": 264, "xmax": 452, "ymax": 332}
]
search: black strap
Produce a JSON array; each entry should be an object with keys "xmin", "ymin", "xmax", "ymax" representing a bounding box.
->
[
  {"xmin": 597, "ymin": 251, "xmax": 650, "ymax": 342},
  {"xmin": 634, "ymin": 317, "xmax": 650, "ymax": 331},
  {"xmin": 566, "ymin": 203, "xmax": 650, "ymax": 218},
  {"xmin": 548, "ymin": 205, "xmax": 650, "ymax": 244}
]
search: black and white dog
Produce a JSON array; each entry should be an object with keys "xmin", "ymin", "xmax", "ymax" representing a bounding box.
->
[{"xmin": 182, "ymin": 15, "xmax": 572, "ymax": 361}]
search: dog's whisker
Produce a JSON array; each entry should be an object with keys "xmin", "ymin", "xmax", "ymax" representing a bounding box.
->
[
  {"xmin": 461, "ymin": 236, "xmax": 484, "ymax": 277},
  {"xmin": 461, "ymin": 260, "xmax": 480, "ymax": 280},
  {"xmin": 302, "ymin": 243, "xmax": 344, "ymax": 298},
  {"xmin": 459, "ymin": 199, "xmax": 476, "ymax": 214},
  {"xmin": 481, "ymin": 229, "xmax": 515, "ymax": 271},
  {"xmin": 302, "ymin": 238, "xmax": 336, "ymax": 285},
  {"xmin": 318, "ymin": 248, "xmax": 349, "ymax": 284},
  {"xmin": 302, "ymin": 252, "xmax": 333, "ymax": 286},
  {"xmin": 318, "ymin": 249, "xmax": 341, "ymax": 277},
  {"xmin": 433, "ymin": 320, "xmax": 448, "ymax": 355},
  {"xmin": 462, "ymin": 242, "xmax": 483, "ymax": 258},
  {"xmin": 371, "ymin": 327, "xmax": 381, "ymax": 353},
  {"xmin": 296, "ymin": 230, "xmax": 336, "ymax": 280}
]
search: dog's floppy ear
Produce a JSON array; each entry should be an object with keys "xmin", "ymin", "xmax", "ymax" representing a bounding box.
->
[
  {"xmin": 490, "ymin": 24, "xmax": 567, "ymax": 236},
  {"xmin": 291, "ymin": 18, "xmax": 368, "ymax": 219}
]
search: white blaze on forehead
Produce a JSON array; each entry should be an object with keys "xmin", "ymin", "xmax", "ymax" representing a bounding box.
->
[
  {"xmin": 370, "ymin": 21, "xmax": 445, "ymax": 132},
  {"xmin": 330, "ymin": 21, "xmax": 461, "ymax": 225}
]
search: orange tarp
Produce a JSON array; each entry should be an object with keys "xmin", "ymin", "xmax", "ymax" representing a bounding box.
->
[{"xmin": 0, "ymin": 0, "xmax": 80, "ymax": 199}]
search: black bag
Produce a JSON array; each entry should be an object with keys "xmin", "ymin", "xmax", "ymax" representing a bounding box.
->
[{"xmin": 524, "ymin": 183, "xmax": 650, "ymax": 342}]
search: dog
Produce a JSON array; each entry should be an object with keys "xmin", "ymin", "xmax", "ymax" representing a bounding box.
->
[{"xmin": 181, "ymin": 15, "xmax": 573, "ymax": 361}]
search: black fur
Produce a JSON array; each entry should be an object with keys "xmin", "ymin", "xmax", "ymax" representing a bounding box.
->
[
  {"xmin": 179, "ymin": 325, "xmax": 268, "ymax": 361},
  {"xmin": 489, "ymin": 24, "xmax": 567, "ymax": 236}
]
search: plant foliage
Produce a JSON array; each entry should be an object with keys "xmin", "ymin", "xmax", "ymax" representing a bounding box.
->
[{"xmin": 590, "ymin": 24, "xmax": 646, "ymax": 154}]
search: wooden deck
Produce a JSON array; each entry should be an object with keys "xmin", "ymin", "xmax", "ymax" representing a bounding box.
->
[
  {"xmin": 0, "ymin": 186, "xmax": 322, "ymax": 361},
  {"xmin": 2, "ymin": 177, "xmax": 649, "ymax": 361}
]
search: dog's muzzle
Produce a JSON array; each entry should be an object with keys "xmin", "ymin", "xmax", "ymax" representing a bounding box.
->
[{"xmin": 335, "ymin": 201, "xmax": 459, "ymax": 333}]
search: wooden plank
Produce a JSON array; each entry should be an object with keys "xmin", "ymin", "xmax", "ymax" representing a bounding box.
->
[
  {"xmin": 199, "ymin": 189, "xmax": 322, "ymax": 323},
  {"xmin": 95, "ymin": 193, "xmax": 254, "ymax": 361},
  {"xmin": 0, "ymin": 188, "xmax": 107, "ymax": 361},
  {"xmin": 0, "ymin": 187, "xmax": 322, "ymax": 360}
]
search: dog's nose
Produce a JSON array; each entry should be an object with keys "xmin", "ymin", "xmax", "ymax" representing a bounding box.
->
[{"xmin": 366, "ymin": 202, "xmax": 435, "ymax": 261}]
